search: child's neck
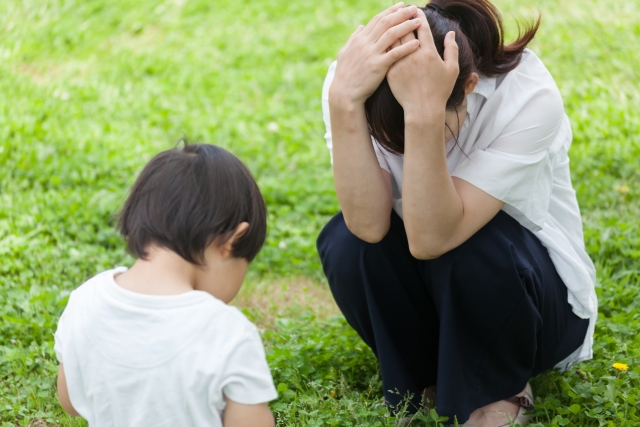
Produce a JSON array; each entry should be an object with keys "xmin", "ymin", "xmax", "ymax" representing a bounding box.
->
[{"xmin": 115, "ymin": 247, "xmax": 197, "ymax": 296}]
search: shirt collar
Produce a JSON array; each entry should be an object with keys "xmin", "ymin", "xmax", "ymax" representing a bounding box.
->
[
  {"xmin": 472, "ymin": 75, "xmax": 497, "ymax": 99},
  {"xmin": 457, "ymin": 74, "xmax": 496, "ymax": 141}
]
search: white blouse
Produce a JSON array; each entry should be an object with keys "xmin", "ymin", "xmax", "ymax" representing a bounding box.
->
[{"xmin": 321, "ymin": 49, "xmax": 597, "ymax": 369}]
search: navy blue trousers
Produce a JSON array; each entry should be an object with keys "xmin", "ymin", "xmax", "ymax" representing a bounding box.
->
[{"xmin": 317, "ymin": 211, "xmax": 588, "ymax": 423}]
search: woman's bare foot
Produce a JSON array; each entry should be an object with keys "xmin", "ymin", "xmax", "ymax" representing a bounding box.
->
[{"xmin": 463, "ymin": 386, "xmax": 527, "ymax": 427}]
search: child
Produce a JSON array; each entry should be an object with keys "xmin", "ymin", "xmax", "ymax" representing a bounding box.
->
[{"xmin": 54, "ymin": 143, "xmax": 278, "ymax": 427}]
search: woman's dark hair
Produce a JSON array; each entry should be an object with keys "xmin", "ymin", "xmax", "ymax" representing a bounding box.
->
[
  {"xmin": 117, "ymin": 142, "xmax": 267, "ymax": 264},
  {"xmin": 365, "ymin": 0, "xmax": 540, "ymax": 154}
]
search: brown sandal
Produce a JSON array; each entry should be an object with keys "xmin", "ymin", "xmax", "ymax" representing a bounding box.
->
[{"xmin": 500, "ymin": 383, "xmax": 534, "ymax": 426}]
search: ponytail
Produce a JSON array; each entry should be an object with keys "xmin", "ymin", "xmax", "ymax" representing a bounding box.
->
[{"xmin": 435, "ymin": 0, "xmax": 540, "ymax": 76}]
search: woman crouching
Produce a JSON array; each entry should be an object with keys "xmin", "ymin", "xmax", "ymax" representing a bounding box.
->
[{"xmin": 317, "ymin": 1, "xmax": 596, "ymax": 425}]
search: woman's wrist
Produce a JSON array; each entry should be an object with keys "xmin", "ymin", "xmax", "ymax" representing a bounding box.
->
[
  {"xmin": 329, "ymin": 90, "xmax": 365, "ymax": 115},
  {"xmin": 404, "ymin": 108, "xmax": 446, "ymax": 127}
]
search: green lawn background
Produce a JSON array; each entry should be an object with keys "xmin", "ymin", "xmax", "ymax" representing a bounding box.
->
[{"xmin": 1, "ymin": 0, "xmax": 639, "ymax": 425}]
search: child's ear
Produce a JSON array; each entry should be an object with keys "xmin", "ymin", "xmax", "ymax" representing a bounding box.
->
[{"xmin": 220, "ymin": 222, "xmax": 250, "ymax": 258}]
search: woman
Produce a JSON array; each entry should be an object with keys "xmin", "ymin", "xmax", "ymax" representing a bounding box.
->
[{"xmin": 317, "ymin": 1, "xmax": 597, "ymax": 426}]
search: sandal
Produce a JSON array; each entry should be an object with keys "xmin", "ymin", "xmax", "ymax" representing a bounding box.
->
[{"xmin": 500, "ymin": 383, "xmax": 534, "ymax": 426}]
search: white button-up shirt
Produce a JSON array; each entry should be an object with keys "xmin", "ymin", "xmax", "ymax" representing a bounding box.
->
[{"xmin": 322, "ymin": 49, "xmax": 596, "ymax": 369}]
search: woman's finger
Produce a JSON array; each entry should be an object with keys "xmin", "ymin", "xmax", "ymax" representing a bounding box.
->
[
  {"xmin": 348, "ymin": 25, "xmax": 365, "ymax": 41},
  {"xmin": 443, "ymin": 31, "xmax": 460, "ymax": 73},
  {"xmin": 374, "ymin": 13, "xmax": 420, "ymax": 50},
  {"xmin": 386, "ymin": 38, "xmax": 401, "ymax": 53},
  {"xmin": 363, "ymin": 2, "xmax": 405, "ymax": 36},
  {"xmin": 415, "ymin": 8, "xmax": 436, "ymax": 49},
  {"xmin": 382, "ymin": 38, "xmax": 420, "ymax": 67},
  {"xmin": 342, "ymin": 25, "xmax": 365, "ymax": 50},
  {"xmin": 399, "ymin": 29, "xmax": 416, "ymax": 45},
  {"xmin": 369, "ymin": 5, "xmax": 418, "ymax": 42}
]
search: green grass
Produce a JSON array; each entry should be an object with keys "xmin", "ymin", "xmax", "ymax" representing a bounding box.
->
[{"xmin": 1, "ymin": 0, "xmax": 639, "ymax": 425}]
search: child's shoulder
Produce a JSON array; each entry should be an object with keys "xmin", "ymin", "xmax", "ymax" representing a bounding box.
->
[
  {"xmin": 175, "ymin": 293, "xmax": 262, "ymax": 357},
  {"xmin": 203, "ymin": 299, "xmax": 258, "ymax": 336},
  {"xmin": 65, "ymin": 267, "xmax": 258, "ymax": 340},
  {"xmin": 67, "ymin": 267, "xmax": 125, "ymax": 300},
  {"xmin": 60, "ymin": 267, "xmax": 261, "ymax": 363}
]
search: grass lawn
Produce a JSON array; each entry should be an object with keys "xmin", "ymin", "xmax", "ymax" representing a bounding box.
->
[{"xmin": 1, "ymin": 0, "xmax": 639, "ymax": 425}]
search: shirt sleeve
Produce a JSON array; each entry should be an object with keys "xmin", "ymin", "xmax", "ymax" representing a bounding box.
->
[
  {"xmin": 321, "ymin": 61, "xmax": 336, "ymax": 163},
  {"xmin": 321, "ymin": 61, "xmax": 391, "ymax": 173},
  {"xmin": 372, "ymin": 141, "xmax": 391, "ymax": 173},
  {"xmin": 54, "ymin": 304, "xmax": 70, "ymax": 364},
  {"xmin": 220, "ymin": 326, "xmax": 278, "ymax": 405},
  {"xmin": 452, "ymin": 75, "xmax": 565, "ymax": 230}
]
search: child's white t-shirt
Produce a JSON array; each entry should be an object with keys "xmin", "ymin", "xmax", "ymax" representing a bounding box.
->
[{"xmin": 54, "ymin": 267, "xmax": 278, "ymax": 427}]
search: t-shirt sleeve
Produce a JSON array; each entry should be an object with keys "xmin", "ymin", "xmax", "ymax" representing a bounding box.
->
[
  {"xmin": 452, "ymin": 75, "xmax": 566, "ymax": 230},
  {"xmin": 54, "ymin": 303, "xmax": 71, "ymax": 364},
  {"xmin": 220, "ymin": 326, "xmax": 278, "ymax": 405}
]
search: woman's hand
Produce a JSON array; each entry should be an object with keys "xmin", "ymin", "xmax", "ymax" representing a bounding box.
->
[
  {"xmin": 386, "ymin": 9, "xmax": 459, "ymax": 120},
  {"xmin": 329, "ymin": 3, "xmax": 422, "ymax": 107}
]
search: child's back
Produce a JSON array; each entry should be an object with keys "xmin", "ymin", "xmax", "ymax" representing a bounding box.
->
[
  {"xmin": 56, "ymin": 268, "xmax": 275, "ymax": 426},
  {"xmin": 55, "ymin": 143, "xmax": 277, "ymax": 427}
]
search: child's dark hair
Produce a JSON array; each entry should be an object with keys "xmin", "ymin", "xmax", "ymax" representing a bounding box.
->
[
  {"xmin": 118, "ymin": 142, "xmax": 267, "ymax": 264},
  {"xmin": 365, "ymin": 0, "xmax": 540, "ymax": 154}
]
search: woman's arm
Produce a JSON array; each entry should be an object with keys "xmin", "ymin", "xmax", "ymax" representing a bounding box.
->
[
  {"xmin": 329, "ymin": 101, "xmax": 393, "ymax": 242},
  {"xmin": 402, "ymin": 119, "xmax": 503, "ymax": 259},
  {"xmin": 329, "ymin": 3, "xmax": 421, "ymax": 242},
  {"xmin": 387, "ymin": 11, "xmax": 503, "ymax": 258}
]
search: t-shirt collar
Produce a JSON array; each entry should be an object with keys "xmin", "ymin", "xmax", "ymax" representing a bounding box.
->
[{"xmin": 103, "ymin": 267, "xmax": 213, "ymax": 309}]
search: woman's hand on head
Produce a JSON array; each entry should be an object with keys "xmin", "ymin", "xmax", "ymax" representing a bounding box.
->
[
  {"xmin": 386, "ymin": 9, "xmax": 459, "ymax": 121},
  {"xmin": 329, "ymin": 3, "xmax": 422, "ymax": 107}
]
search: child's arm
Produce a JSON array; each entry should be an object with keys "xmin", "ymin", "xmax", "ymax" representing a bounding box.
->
[
  {"xmin": 57, "ymin": 364, "xmax": 80, "ymax": 416},
  {"xmin": 222, "ymin": 397, "xmax": 275, "ymax": 427}
]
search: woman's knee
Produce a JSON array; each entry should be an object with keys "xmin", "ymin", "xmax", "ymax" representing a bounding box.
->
[
  {"xmin": 317, "ymin": 211, "xmax": 410, "ymax": 260},
  {"xmin": 317, "ymin": 212, "xmax": 410, "ymax": 285},
  {"xmin": 317, "ymin": 213, "xmax": 368, "ymax": 280},
  {"xmin": 434, "ymin": 211, "xmax": 539, "ymax": 293},
  {"xmin": 445, "ymin": 211, "xmax": 527, "ymax": 262},
  {"xmin": 318, "ymin": 212, "xmax": 362, "ymax": 259}
]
